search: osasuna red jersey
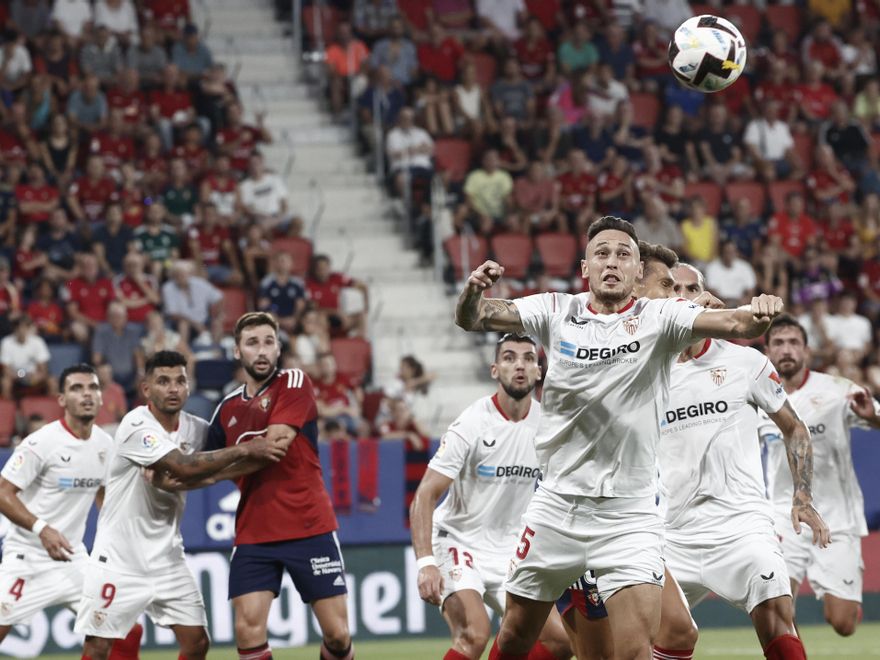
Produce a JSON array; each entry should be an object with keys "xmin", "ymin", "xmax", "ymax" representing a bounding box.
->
[{"xmin": 207, "ymin": 368, "xmax": 337, "ymax": 545}]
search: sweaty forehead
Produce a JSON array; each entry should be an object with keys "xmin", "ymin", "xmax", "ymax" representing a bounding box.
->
[{"xmin": 587, "ymin": 230, "xmax": 638, "ymax": 253}]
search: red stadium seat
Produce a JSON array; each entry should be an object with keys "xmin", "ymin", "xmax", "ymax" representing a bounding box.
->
[
  {"xmin": 725, "ymin": 4, "xmax": 761, "ymax": 43},
  {"xmin": 0, "ymin": 400, "xmax": 15, "ymax": 445},
  {"xmin": 331, "ymin": 337, "xmax": 372, "ymax": 386},
  {"xmin": 434, "ymin": 138, "xmax": 472, "ymax": 184},
  {"xmin": 19, "ymin": 396, "xmax": 62, "ymax": 423},
  {"xmin": 536, "ymin": 233, "xmax": 578, "ymax": 278},
  {"xmin": 490, "ymin": 233, "xmax": 533, "ymax": 280},
  {"xmin": 444, "ymin": 235, "xmax": 488, "ymax": 281},
  {"xmin": 360, "ymin": 390, "xmax": 384, "ymax": 429},
  {"xmin": 765, "ymin": 5, "xmax": 803, "ymax": 44},
  {"xmin": 684, "ymin": 181, "xmax": 722, "ymax": 217},
  {"xmin": 689, "ymin": 4, "xmax": 714, "ymax": 17},
  {"xmin": 768, "ymin": 180, "xmax": 805, "ymax": 212},
  {"xmin": 470, "ymin": 53, "xmax": 497, "ymax": 90},
  {"xmin": 630, "ymin": 93, "xmax": 660, "ymax": 130},
  {"xmin": 220, "ymin": 286, "xmax": 249, "ymax": 334},
  {"xmin": 792, "ymin": 133, "xmax": 815, "ymax": 172},
  {"xmin": 271, "ymin": 237, "xmax": 313, "ymax": 278},
  {"xmin": 724, "ymin": 182, "xmax": 766, "ymax": 215},
  {"xmin": 302, "ymin": 5, "xmax": 339, "ymax": 44}
]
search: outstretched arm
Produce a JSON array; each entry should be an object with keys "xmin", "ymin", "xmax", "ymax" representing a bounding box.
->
[
  {"xmin": 454, "ymin": 260, "xmax": 524, "ymax": 333},
  {"xmin": 692, "ymin": 294, "xmax": 784, "ymax": 340},
  {"xmin": 149, "ymin": 434, "xmax": 286, "ymax": 481},
  {"xmin": 410, "ymin": 468, "xmax": 454, "ymax": 606},
  {"xmin": 767, "ymin": 401, "xmax": 831, "ymax": 548}
]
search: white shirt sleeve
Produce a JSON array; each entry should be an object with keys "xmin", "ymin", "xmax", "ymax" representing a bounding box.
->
[
  {"xmin": 743, "ymin": 121, "xmax": 759, "ymax": 148},
  {"xmin": 0, "ymin": 443, "xmax": 45, "ymax": 491},
  {"xmin": 657, "ymin": 298, "xmax": 704, "ymax": 353},
  {"xmin": 428, "ymin": 428, "xmax": 472, "ymax": 480},
  {"xmin": 749, "ymin": 355, "xmax": 788, "ymax": 416},
  {"xmin": 116, "ymin": 428, "xmax": 178, "ymax": 467},
  {"xmin": 32, "ymin": 337, "xmax": 50, "ymax": 364},
  {"xmin": 512, "ymin": 292, "xmax": 563, "ymax": 349}
]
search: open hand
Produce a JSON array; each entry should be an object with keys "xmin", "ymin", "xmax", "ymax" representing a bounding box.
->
[{"xmin": 791, "ymin": 502, "xmax": 832, "ymax": 548}]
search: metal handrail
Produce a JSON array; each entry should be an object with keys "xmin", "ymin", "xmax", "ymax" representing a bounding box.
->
[
  {"xmin": 292, "ymin": 0, "xmax": 303, "ymax": 65},
  {"xmin": 307, "ymin": 176, "xmax": 326, "ymax": 240},
  {"xmin": 431, "ymin": 174, "xmax": 447, "ymax": 282},
  {"xmin": 372, "ymin": 91, "xmax": 385, "ymax": 181}
]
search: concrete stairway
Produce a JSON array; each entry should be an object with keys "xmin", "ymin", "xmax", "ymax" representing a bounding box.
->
[{"xmin": 197, "ymin": 0, "xmax": 493, "ymax": 433}]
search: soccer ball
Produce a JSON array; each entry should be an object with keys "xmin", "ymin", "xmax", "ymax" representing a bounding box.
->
[{"xmin": 667, "ymin": 15, "xmax": 747, "ymax": 93}]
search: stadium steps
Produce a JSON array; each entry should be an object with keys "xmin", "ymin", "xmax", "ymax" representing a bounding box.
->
[{"xmin": 200, "ymin": 0, "xmax": 488, "ymax": 433}]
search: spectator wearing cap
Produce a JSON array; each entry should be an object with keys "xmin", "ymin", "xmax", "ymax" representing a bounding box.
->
[
  {"xmin": 161, "ymin": 259, "xmax": 223, "ymax": 344},
  {"xmin": 238, "ymin": 152, "xmax": 292, "ymax": 233},
  {"xmin": 50, "ymin": 0, "xmax": 93, "ymax": 44},
  {"xmin": 768, "ymin": 191, "xmax": 821, "ymax": 260},
  {"xmin": 0, "ymin": 315, "xmax": 51, "ymax": 399},
  {"xmin": 743, "ymin": 99, "xmax": 801, "ymax": 183},
  {"xmin": 258, "ymin": 252, "xmax": 307, "ymax": 335},
  {"xmin": 385, "ymin": 107, "xmax": 434, "ymax": 198},
  {"xmin": 94, "ymin": 0, "xmax": 138, "ymax": 48},
  {"xmin": 127, "ymin": 24, "xmax": 168, "ymax": 88},
  {"xmin": 135, "ymin": 200, "xmax": 180, "ymax": 279},
  {"xmin": 63, "ymin": 252, "xmax": 115, "ymax": 342},
  {"xmin": 67, "ymin": 74, "xmax": 109, "ymax": 135},
  {"xmin": 325, "ymin": 21, "xmax": 370, "ymax": 116},
  {"xmin": 187, "ymin": 202, "xmax": 243, "ymax": 286},
  {"xmin": 79, "ymin": 24, "xmax": 123, "ymax": 85},
  {"xmin": 113, "ymin": 251, "xmax": 160, "ymax": 325},
  {"xmin": 67, "ymin": 153, "xmax": 118, "ymax": 225},
  {"xmin": 172, "ymin": 23, "xmax": 214, "ymax": 85},
  {"xmin": 92, "ymin": 201, "xmax": 135, "ymax": 275},
  {"xmin": 0, "ymin": 29, "xmax": 33, "ymax": 97},
  {"xmin": 0, "ymin": 257, "xmax": 22, "ymax": 337},
  {"xmin": 370, "ymin": 17, "xmax": 418, "ymax": 88},
  {"xmin": 92, "ymin": 300, "xmax": 144, "ymax": 397}
]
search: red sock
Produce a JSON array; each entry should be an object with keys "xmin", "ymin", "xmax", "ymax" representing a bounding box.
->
[
  {"xmin": 527, "ymin": 641, "xmax": 557, "ymax": 660},
  {"xmin": 654, "ymin": 647, "xmax": 695, "ymax": 659},
  {"xmin": 81, "ymin": 656, "xmax": 93, "ymax": 660},
  {"xmin": 444, "ymin": 650, "xmax": 469, "ymax": 660},
  {"xmin": 488, "ymin": 637, "xmax": 529, "ymax": 660},
  {"xmin": 109, "ymin": 623, "xmax": 143, "ymax": 659},
  {"xmin": 764, "ymin": 634, "xmax": 806, "ymax": 660},
  {"xmin": 238, "ymin": 642, "xmax": 273, "ymax": 660}
]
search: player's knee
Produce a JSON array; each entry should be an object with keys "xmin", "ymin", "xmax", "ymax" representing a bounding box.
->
[
  {"xmin": 234, "ymin": 616, "xmax": 266, "ymax": 645},
  {"xmin": 665, "ymin": 616, "xmax": 699, "ymax": 649},
  {"xmin": 454, "ymin": 622, "xmax": 490, "ymax": 656},
  {"xmin": 826, "ymin": 611, "xmax": 858, "ymax": 637},
  {"xmin": 322, "ymin": 624, "xmax": 352, "ymax": 651},
  {"xmin": 181, "ymin": 631, "xmax": 210, "ymax": 656}
]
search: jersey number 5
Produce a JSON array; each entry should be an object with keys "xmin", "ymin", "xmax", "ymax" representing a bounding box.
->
[{"xmin": 516, "ymin": 526, "xmax": 536, "ymax": 560}]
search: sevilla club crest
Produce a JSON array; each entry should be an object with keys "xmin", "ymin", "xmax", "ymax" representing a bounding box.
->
[
  {"xmin": 709, "ymin": 368, "xmax": 727, "ymax": 386},
  {"xmin": 622, "ymin": 316, "xmax": 640, "ymax": 335}
]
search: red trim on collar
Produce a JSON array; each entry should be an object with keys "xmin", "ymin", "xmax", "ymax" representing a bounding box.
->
[
  {"xmin": 587, "ymin": 297, "xmax": 635, "ymax": 315},
  {"xmin": 491, "ymin": 393, "xmax": 530, "ymax": 422},
  {"xmin": 60, "ymin": 416, "xmax": 87, "ymax": 440},
  {"xmin": 693, "ymin": 338, "xmax": 712, "ymax": 359},
  {"xmin": 797, "ymin": 369, "xmax": 811, "ymax": 390}
]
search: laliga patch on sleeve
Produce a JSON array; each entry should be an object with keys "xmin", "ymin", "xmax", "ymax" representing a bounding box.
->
[
  {"xmin": 142, "ymin": 434, "xmax": 160, "ymax": 449},
  {"xmin": 8, "ymin": 454, "xmax": 24, "ymax": 472}
]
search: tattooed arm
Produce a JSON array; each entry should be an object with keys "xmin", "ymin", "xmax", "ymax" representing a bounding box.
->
[
  {"xmin": 454, "ymin": 260, "xmax": 524, "ymax": 333},
  {"xmin": 768, "ymin": 400, "xmax": 831, "ymax": 548},
  {"xmin": 149, "ymin": 435, "xmax": 287, "ymax": 481}
]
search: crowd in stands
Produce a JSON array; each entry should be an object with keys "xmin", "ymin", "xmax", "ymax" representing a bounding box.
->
[
  {"xmin": 0, "ymin": 0, "xmax": 385, "ymax": 447},
  {"xmin": 311, "ymin": 0, "xmax": 880, "ymax": 399}
]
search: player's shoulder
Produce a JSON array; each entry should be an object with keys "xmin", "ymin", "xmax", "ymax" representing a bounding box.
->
[
  {"xmin": 807, "ymin": 369, "xmax": 855, "ymax": 395},
  {"xmin": 89, "ymin": 424, "xmax": 115, "ymax": 449},
  {"xmin": 447, "ymin": 395, "xmax": 496, "ymax": 441},
  {"xmin": 116, "ymin": 405, "xmax": 162, "ymax": 439},
  {"xmin": 273, "ymin": 368, "xmax": 311, "ymax": 391},
  {"xmin": 209, "ymin": 384, "xmax": 245, "ymax": 425},
  {"xmin": 180, "ymin": 410, "xmax": 210, "ymax": 434},
  {"xmin": 18, "ymin": 420, "xmax": 65, "ymax": 455}
]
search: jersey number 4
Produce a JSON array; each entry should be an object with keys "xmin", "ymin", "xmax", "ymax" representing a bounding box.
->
[{"xmin": 8, "ymin": 578, "xmax": 24, "ymax": 601}]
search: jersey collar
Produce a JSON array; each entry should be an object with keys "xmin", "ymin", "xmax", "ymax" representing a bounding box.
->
[
  {"xmin": 797, "ymin": 369, "xmax": 811, "ymax": 390},
  {"xmin": 59, "ymin": 416, "xmax": 89, "ymax": 440},
  {"xmin": 692, "ymin": 338, "xmax": 712, "ymax": 360},
  {"xmin": 491, "ymin": 392, "xmax": 530, "ymax": 422},
  {"xmin": 586, "ymin": 297, "xmax": 635, "ymax": 315},
  {"xmin": 242, "ymin": 369, "xmax": 279, "ymax": 400}
]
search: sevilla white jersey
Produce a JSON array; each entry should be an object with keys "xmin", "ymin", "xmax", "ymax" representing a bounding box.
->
[
  {"xmin": 91, "ymin": 406, "xmax": 208, "ymax": 575},
  {"xmin": 658, "ymin": 340, "xmax": 787, "ymax": 542},
  {"xmin": 429, "ymin": 394, "xmax": 541, "ymax": 558},
  {"xmin": 758, "ymin": 370, "xmax": 880, "ymax": 537},
  {"xmin": 0, "ymin": 420, "xmax": 113, "ymax": 559},
  {"xmin": 513, "ymin": 294, "xmax": 703, "ymax": 497}
]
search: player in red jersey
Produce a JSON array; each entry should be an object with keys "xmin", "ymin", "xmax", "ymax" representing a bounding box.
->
[{"xmin": 207, "ymin": 312, "xmax": 353, "ymax": 660}]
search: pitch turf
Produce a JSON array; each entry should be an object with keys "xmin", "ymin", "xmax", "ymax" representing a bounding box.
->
[{"xmin": 37, "ymin": 622, "xmax": 880, "ymax": 659}]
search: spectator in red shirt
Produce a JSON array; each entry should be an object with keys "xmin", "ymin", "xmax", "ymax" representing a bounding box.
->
[
  {"xmin": 187, "ymin": 202, "xmax": 243, "ymax": 285},
  {"xmin": 378, "ymin": 396, "xmax": 430, "ymax": 528},
  {"xmin": 67, "ymin": 154, "xmax": 118, "ymax": 224},
  {"xmin": 801, "ymin": 20, "xmax": 845, "ymax": 80},
  {"xmin": 3, "ymin": 101, "xmax": 39, "ymax": 163},
  {"xmin": 314, "ymin": 353, "xmax": 365, "ymax": 438},
  {"xmin": 768, "ymin": 191, "xmax": 821, "ymax": 259},
  {"xmin": 137, "ymin": 130, "xmax": 169, "ymax": 195},
  {"xmin": 307, "ymin": 254, "xmax": 369, "ymax": 337},
  {"xmin": 597, "ymin": 154, "xmax": 634, "ymax": 215},
  {"xmin": 215, "ymin": 102, "xmax": 271, "ymax": 174},
  {"xmin": 553, "ymin": 148, "xmax": 598, "ymax": 234},
  {"xmin": 0, "ymin": 258, "xmax": 21, "ymax": 337},
  {"xmin": 89, "ymin": 108, "xmax": 135, "ymax": 179},
  {"xmin": 149, "ymin": 64, "xmax": 199, "ymax": 150},
  {"xmin": 754, "ymin": 59, "xmax": 798, "ymax": 126},
  {"xmin": 27, "ymin": 278, "xmax": 64, "ymax": 340},
  {"xmin": 525, "ymin": 0, "xmax": 563, "ymax": 33},
  {"xmin": 16, "ymin": 162, "xmax": 60, "ymax": 226},
  {"xmin": 634, "ymin": 144, "xmax": 685, "ymax": 215},
  {"xmin": 515, "ymin": 17, "xmax": 554, "ymax": 82},
  {"xmin": 199, "ymin": 154, "xmax": 239, "ymax": 222},
  {"xmin": 63, "ymin": 252, "xmax": 115, "ymax": 342},
  {"xmin": 858, "ymin": 252, "xmax": 880, "ymax": 317},
  {"xmin": 795, "ymin": 61, "xmax": 839, "ymax": 125},
  {"xmin": 172, "ymin": 123, "xmax": 209, "ymax": 178},
  {"xmin": 142, "ymin": 0, "xmax": 191, "ymax": 42},
  {"xmin": 821, "ymin": 203, "xmax": 856, "ymax": 252},
  {"xmin": 807, "ymin": 143, "xmax": 856, "ymax": 208},
  {"xmin": 633, "ymin": 21, "xmax": 671, "ymax": 91},
  {"xmin": 107, "ymin": 67, "xmax": 149, "ymax": 134},
  {"xmin": 417, "ymin": 23, "xmax": 463, "ymax": 84},
  {"xmin": 113, "ymin": 252, "xmax": 160, "ymax": 325},
  {"xmin": 514, "ymin": 161, "xmax": 564, "ymax": 234},
  {"xmin": 13, "ymin": 225, "xmax": 47, "ymax": 292},
  {"xmin": 118, "ymin": 162, "xmax": 146, "ymax": 227}
]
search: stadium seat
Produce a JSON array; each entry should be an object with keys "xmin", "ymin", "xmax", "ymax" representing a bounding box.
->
[
  {"xmin": 331, "ymin": 337, "xmax": 372, "ymax": 386},
  {"xmin": 792, "ymin": 133, "xmax": 815, "ymax": 173},
  {"xmin": 768, "ymin": 180, "xmax": 805, "ymax": 212},
  {"xmin": 302, "ymin": 5, "xmax": 339, "ymax": 45},
  {"xmin": 271, "ymin": 237, "xmax": 313, "ymax": 278},
  {"xmin": 765, "ymin": 5, "xmax": 803, "ymax": 44},
  {"xmin": 444, "ymin": 235, "xmax": 489, "ymax": 281},
  {"xmin": 19, "ymin": 396, "xmax": 62, "ymax": 422},
  {"xmin": 630, "ymin": 93, "xmax": 660, "ymax": 130},
  {"xmin": 490, "ymin": 234, "xmax": 533, "ymax": 280},
  {"xmin": 684, "ymin": 181, "xmax": 722, "ymax": 217},
  {"xmin": 195, "ymin": 359, "xmax": 236, "ymax": 392},
  {"xmin": 470, "ymin": 52, "xmax": 497, "ymax": 90},
  {"xmin": 434, "ymin": 138, "xmax": 472, "ymax": 184},
  {"xmin": 724, "ymin": 182, "xmax": 766, "ymax": 215},
  {"xmin": 536, "ymin": 233, "xmax": 578, "ymax": 278},
  {"xmin": 361, "ymin": 389, "xmax": 384, "ymax": 430},
  {"xmin": 0, "ymin": 400, "xmax": 15, "ymax": 445},
  {"xmin": 725, "ymin": 4, "xmax": 761, "ymax": 43},
  {"xmin": 47, "ymin": 343, "xmax": 85, "ymax": 377},
  {"xmin": 220, "ymin": 286, "xmax": 250, "ymax": 334}
]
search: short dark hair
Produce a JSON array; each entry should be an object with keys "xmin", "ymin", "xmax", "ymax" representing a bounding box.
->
[
  {"xmin": 495, "ymin": 333, "xmax": 537, "ymax": 360},
  {"xmin": 766, "ymin": 314, "xmax": 808, "ymax": 346},
  {"xmin": 586, "ymin": 216, "xmax": 638, "ymax": 244},
  {"xmin": 638, "ymin": 241, "xmax": 678, "ymax": 269},
  {"xmin": 59, "ymin": 364, "xmax": 98, "ymax": 392},
  {"xmin": 144, "ymin": 350, "xmax": 188, "ymax": 375},
  {"xmin": 234, "ymin": 311, "xmax": 279, "ymax": 344}
]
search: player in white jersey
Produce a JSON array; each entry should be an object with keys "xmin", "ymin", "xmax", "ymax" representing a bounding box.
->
[
  {"xmin": 411, "ymin": 334, "xmax": 571, "ymax": 660},
  {"xmin": 455, "ymin": 216, "xmax": 788, "ymax": 659},
  {"xmin": 75, "ymin": 351, "xmax": 286, "ymax": 660},
  {"xmin": 659, "ymin": 264, "xmax": 830, "ymax": 660},
  {"xmin": 0, "ymin": 364, "xmax": 143, "ymax": 658},
  {"xmin": 761, "ymin": 315, "xmax": 880, "ymax": 637}
]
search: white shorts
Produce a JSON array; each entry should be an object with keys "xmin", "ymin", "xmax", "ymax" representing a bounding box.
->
[
  {"xmin": 0, "ymin": 552, "xmax": 87, "ymax": 625},
  {"xmin": 505, "ymin": 486, "xmax": 666, "ymax": 603},
  {"xmin": 74, "ymin": 559, "xmax": 207, "ymax": 639},
  {"xmin": 665, "ymin": 522, "xmax": 791, "ymax": 614},
  {"xmin": 433, "ymin": 532, "xmax": 507, "ymax": 615},
  {"xmin": 777, "ymin": 517, "xmax": 863, "ymax": 603}
]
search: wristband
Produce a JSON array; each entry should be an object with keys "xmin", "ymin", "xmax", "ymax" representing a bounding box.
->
[
  {"xmin": 31, "ymin": 519, "xmax": 48, "ymax": 536},
  {"xmin": 416, "ymin": 555, "xmax": 437, "ymax": 569}
]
